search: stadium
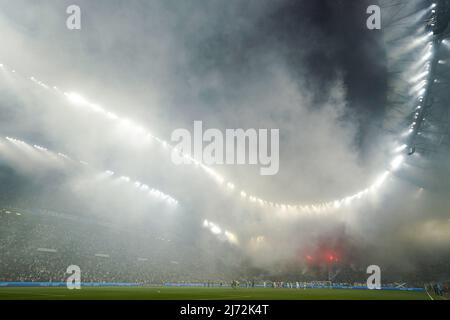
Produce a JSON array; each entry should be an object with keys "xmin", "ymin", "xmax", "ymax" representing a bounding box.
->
[{"xmin": 0, "ymin": 0, "xmax": 450, "ymax": 302}]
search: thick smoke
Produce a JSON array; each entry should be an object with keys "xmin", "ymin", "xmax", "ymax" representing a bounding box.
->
[{"xmin": 0, "ymin": 0, "xmax": 449, "ymax": 280}]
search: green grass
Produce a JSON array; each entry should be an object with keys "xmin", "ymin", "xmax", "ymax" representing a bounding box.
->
[{"xmin": 0, "ymin": 286, "xmax": 430, "ymax": 300}]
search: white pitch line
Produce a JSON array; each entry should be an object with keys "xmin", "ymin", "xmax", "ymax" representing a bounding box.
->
[
  {"xmin": 425, "ymin": 288, "xmax": 434, "ymax": 300},
  {"xmin": 195, "ymin": 295, "xmax": 252, "ymax": 300}
]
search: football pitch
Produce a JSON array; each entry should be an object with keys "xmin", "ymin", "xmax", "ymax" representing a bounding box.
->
[{"xmin": 0, "ymin": 287, "xmax": 430, "ymax": 300}]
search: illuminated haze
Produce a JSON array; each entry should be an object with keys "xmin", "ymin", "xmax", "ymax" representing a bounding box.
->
[{"xmin": 0, "ymin": 0, "xmax": 449, "ymax": 281}]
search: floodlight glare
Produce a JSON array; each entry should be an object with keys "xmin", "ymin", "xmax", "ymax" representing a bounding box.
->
[
  {"xmin": 394, "ymin": 144, "xmax": 407, "ymax": 153},
  {"xmin": 390, "ymin": 155, "xmax": 405, "ymax": 171},
  {"xmin": 66, "ymin": 92, "xmax": 88, "ymax": 105}
]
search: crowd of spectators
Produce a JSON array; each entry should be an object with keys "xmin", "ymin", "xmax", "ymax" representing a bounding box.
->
[
  {"xmin": 0, "ymin": 207, "xmax": 229, "ymax": 284},
  {"xmin": 1, "ymin": 207, "xmax": 449, "ymax": 289}
]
